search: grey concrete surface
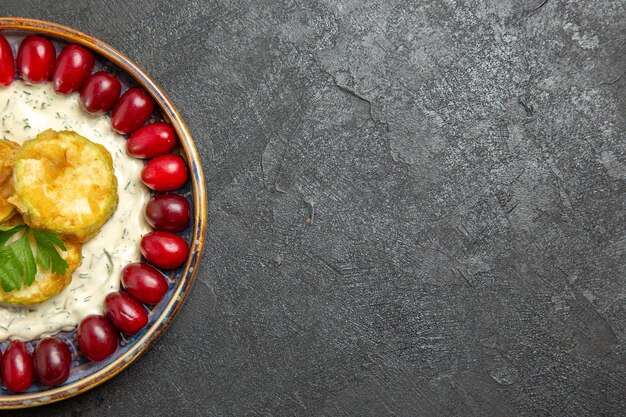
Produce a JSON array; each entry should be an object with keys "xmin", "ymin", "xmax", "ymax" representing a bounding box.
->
[{"xmin": 1, "ymin": 0, "xmax": 625, "ymax": 416}]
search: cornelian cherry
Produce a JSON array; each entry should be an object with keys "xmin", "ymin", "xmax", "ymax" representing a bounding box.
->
[
  {"xmin": 33, "ymin": 338, "xmax": 71, "ymax": 387},
  {"xmin": 111, "ymin": 87, "xmax": 154, "ymax": 134},
  {"xmin": 141, "ymin": 154, "xmax": 188, "ymax": 191},
  {"xmin": 17, "ymin": 35, "xmax": 56, "ymax": 83},
  {"xmin": 0, "ymin": 34, "xmax": 15, "ymax": 87},
  {"xmin": 122, "ymin": 263, "xmax": 169, "ymax": 305},
  {"xmin": 52, "ymin": 44, "xmax": 94, "ymax": 94},
  {"xmin": 1, "ymin": 341, "xmax": 34, "ymax": 392},
  {"xmin": 140, "ymin": 231, "xmax": 189, "ymax": 269},
  {"xmin": 145, "ymin": 194, "xmax": 190, "ymax": 232},
  {"xmin": 77, "ymin": 315, "xmax": 118, "ymax": 362},
  {"xmin": 127, "ymin": 122, "xmax": 177, "ymax": 159},
  {"xmin": 80, "ymin": 71, "xmax": 121, "ymax": 114},
  {"xmin": 104, "ymin": 292, "xmax": 148, "ymax": 335}
]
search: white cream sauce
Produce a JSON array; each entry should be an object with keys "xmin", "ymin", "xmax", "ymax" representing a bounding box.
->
[{"xmin": 0, "ymin": 81, "xmax": 150, "ymax": 341}]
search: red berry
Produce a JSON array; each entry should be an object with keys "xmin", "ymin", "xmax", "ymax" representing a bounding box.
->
[
  {"xmin": 33, "ymin": 338, "xmax": 71, "ymax": 386},
  {"xmin": 122, "ymin": 263, "xmax": 169, "ymax": 305},
  {"xmin": 111, "ymin": 87, "xmax": 154, "ymax": 134},
  {"xmin": 0, "ymin": 33, "xmax": 15, "ymax": 87},
  {"xmin": 17, "ymin": 35, "xmax": 56, "ymax": 83},
  {"xmin": 104, "ymin": 292, "xmax": 149, "ymax": 335},
  {"xmin": 141, "ymin": 154, "xmax": 188, "ymax": 191},
  {"xmin": 77, "ymin": 315, "xmax": 118, "ymax": 362},
  {"xmin": 145, "ymin": 194, "xmax": 190, "ymax": 232},
  {"xmin": 80, "ymin": 71, "xmax": 121, "ymax": 114},
  {"xmin": 52, "ymin": 44, "xmax": 95, "ymax": 94},
  {"xmin": 127, "ymin": 122, "xmax": 177, "ymax": 159},
  {"xmin": 1, "ymin": 341, "xmax": 34, "ymax": 392},
  {"xmin": 140, "ymin": 231, "xmax": 189, "ymax": 269}
]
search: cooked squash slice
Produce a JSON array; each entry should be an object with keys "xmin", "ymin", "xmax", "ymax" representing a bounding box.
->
[
  {"xmin": 0, "ymin": 139, "xmax": 20, "ymax": 223},
  {"xmin": 0, "ymin": 222, "xmax": 82, "ymax": 306},
  {"xmin": 9, "ymin": 129, "xmax": 118, "ymax": 242}
]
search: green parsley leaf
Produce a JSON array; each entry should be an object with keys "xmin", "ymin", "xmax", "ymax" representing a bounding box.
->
[
  {"xmin": 0, "ymin": 226, "xmax": 68, "ymax": 291},
  {"xmin": 12, "ymin": 232, "xmax": 36, "ymax": 286},
  {"xmin": 0, "ymin": 225, "xmax": 24, "ymax": 247},
  {"xmin": 32, "ymin": 229, "xmax": 68, "ymax": 276},
  {"xmin": 0, "ymin": 246, "xmax": 22, "ymax": 291}
]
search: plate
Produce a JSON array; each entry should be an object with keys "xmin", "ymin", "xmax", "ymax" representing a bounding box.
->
[{"xmin": 0, "ymin": 17, "xmax": 206, "ymax": 408}]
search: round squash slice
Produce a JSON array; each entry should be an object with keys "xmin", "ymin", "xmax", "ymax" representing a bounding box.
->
[
  {"xmin": 0, "ymin": 216, "xmax": 82, "ymax": 306},
  {"xmin": 0, "ymin": 139, "xmax": 20, "ymax": 223},
  {"xmin": 9, "ymin": 129, "xmax": 118, "ymax": 242}
]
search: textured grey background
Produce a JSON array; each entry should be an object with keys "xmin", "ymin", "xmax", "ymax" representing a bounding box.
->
[{"xmin": 1, "ymin": 0, "xmax": 625, "ymax": 416}]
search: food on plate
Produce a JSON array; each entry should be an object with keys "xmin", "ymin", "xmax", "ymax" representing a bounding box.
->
[
  {"xmin": 0, "ymin": 139, "xmax": 19, "ymax": 222},
  {"xmin": 104, "ymin": 292, "xmax": 148, "ymax": 335},
  {"xmin": 1, "ymin": 340, "xmax": 34, "ymax": 392},
  {"xmin": 9, "ymin": 129, "xmax": 118, "ymax": 242},
  {"xmin": 145, "ymin": 194, "xmax": 190, "ymax": 232},
  {"xmin": 140, "ymin": 231, "xmax": 189, "ymax": 269},
  {"xmin": 0, "ymin": 79, "xmax": 149, "ymax": 342},
  {"xmin": 141, "ymin": 154, "xmax": 189, "ymax": 191},
  {"xmin": 0, "ymin": 250, "xmax": 81, "ymax": 306},
  {"xmin": 80, "ymin": 71, "xmax": 121, "ymax": 114},
  {"xmin": 52, "ymin": 44, "xmax": 95, "ymax": 94},
  {"xmin": 121, "ymin": 263, "xmax": 168, "ymax": 305},
  {"xmin": 17, "ymin": 36, "xmax": 56, "ymax": 84},
  {"xmin": 33, "ymin": 337, "xmax": 72, "ymax": 386},
  {"xmin": 111, "ymin": 87, "xmax": 154, "ymax": 134},
  {"xmin": 0, "ymin": 34, "xmax": 14, "ymax": 87},
  {"xmin": 77, "ymin": 315, "xmax": 119, "ymax": 362},
  {"xmin": 127, "ymin": 122, "xmax": 177, "ymax": 158},
  {"xmin": 0, "ymin": 221, "xmax": 82, "ymax": 306},
  {"xmin": 0, "ymin": 32, "xmax": 193, "ymax": 390}
]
